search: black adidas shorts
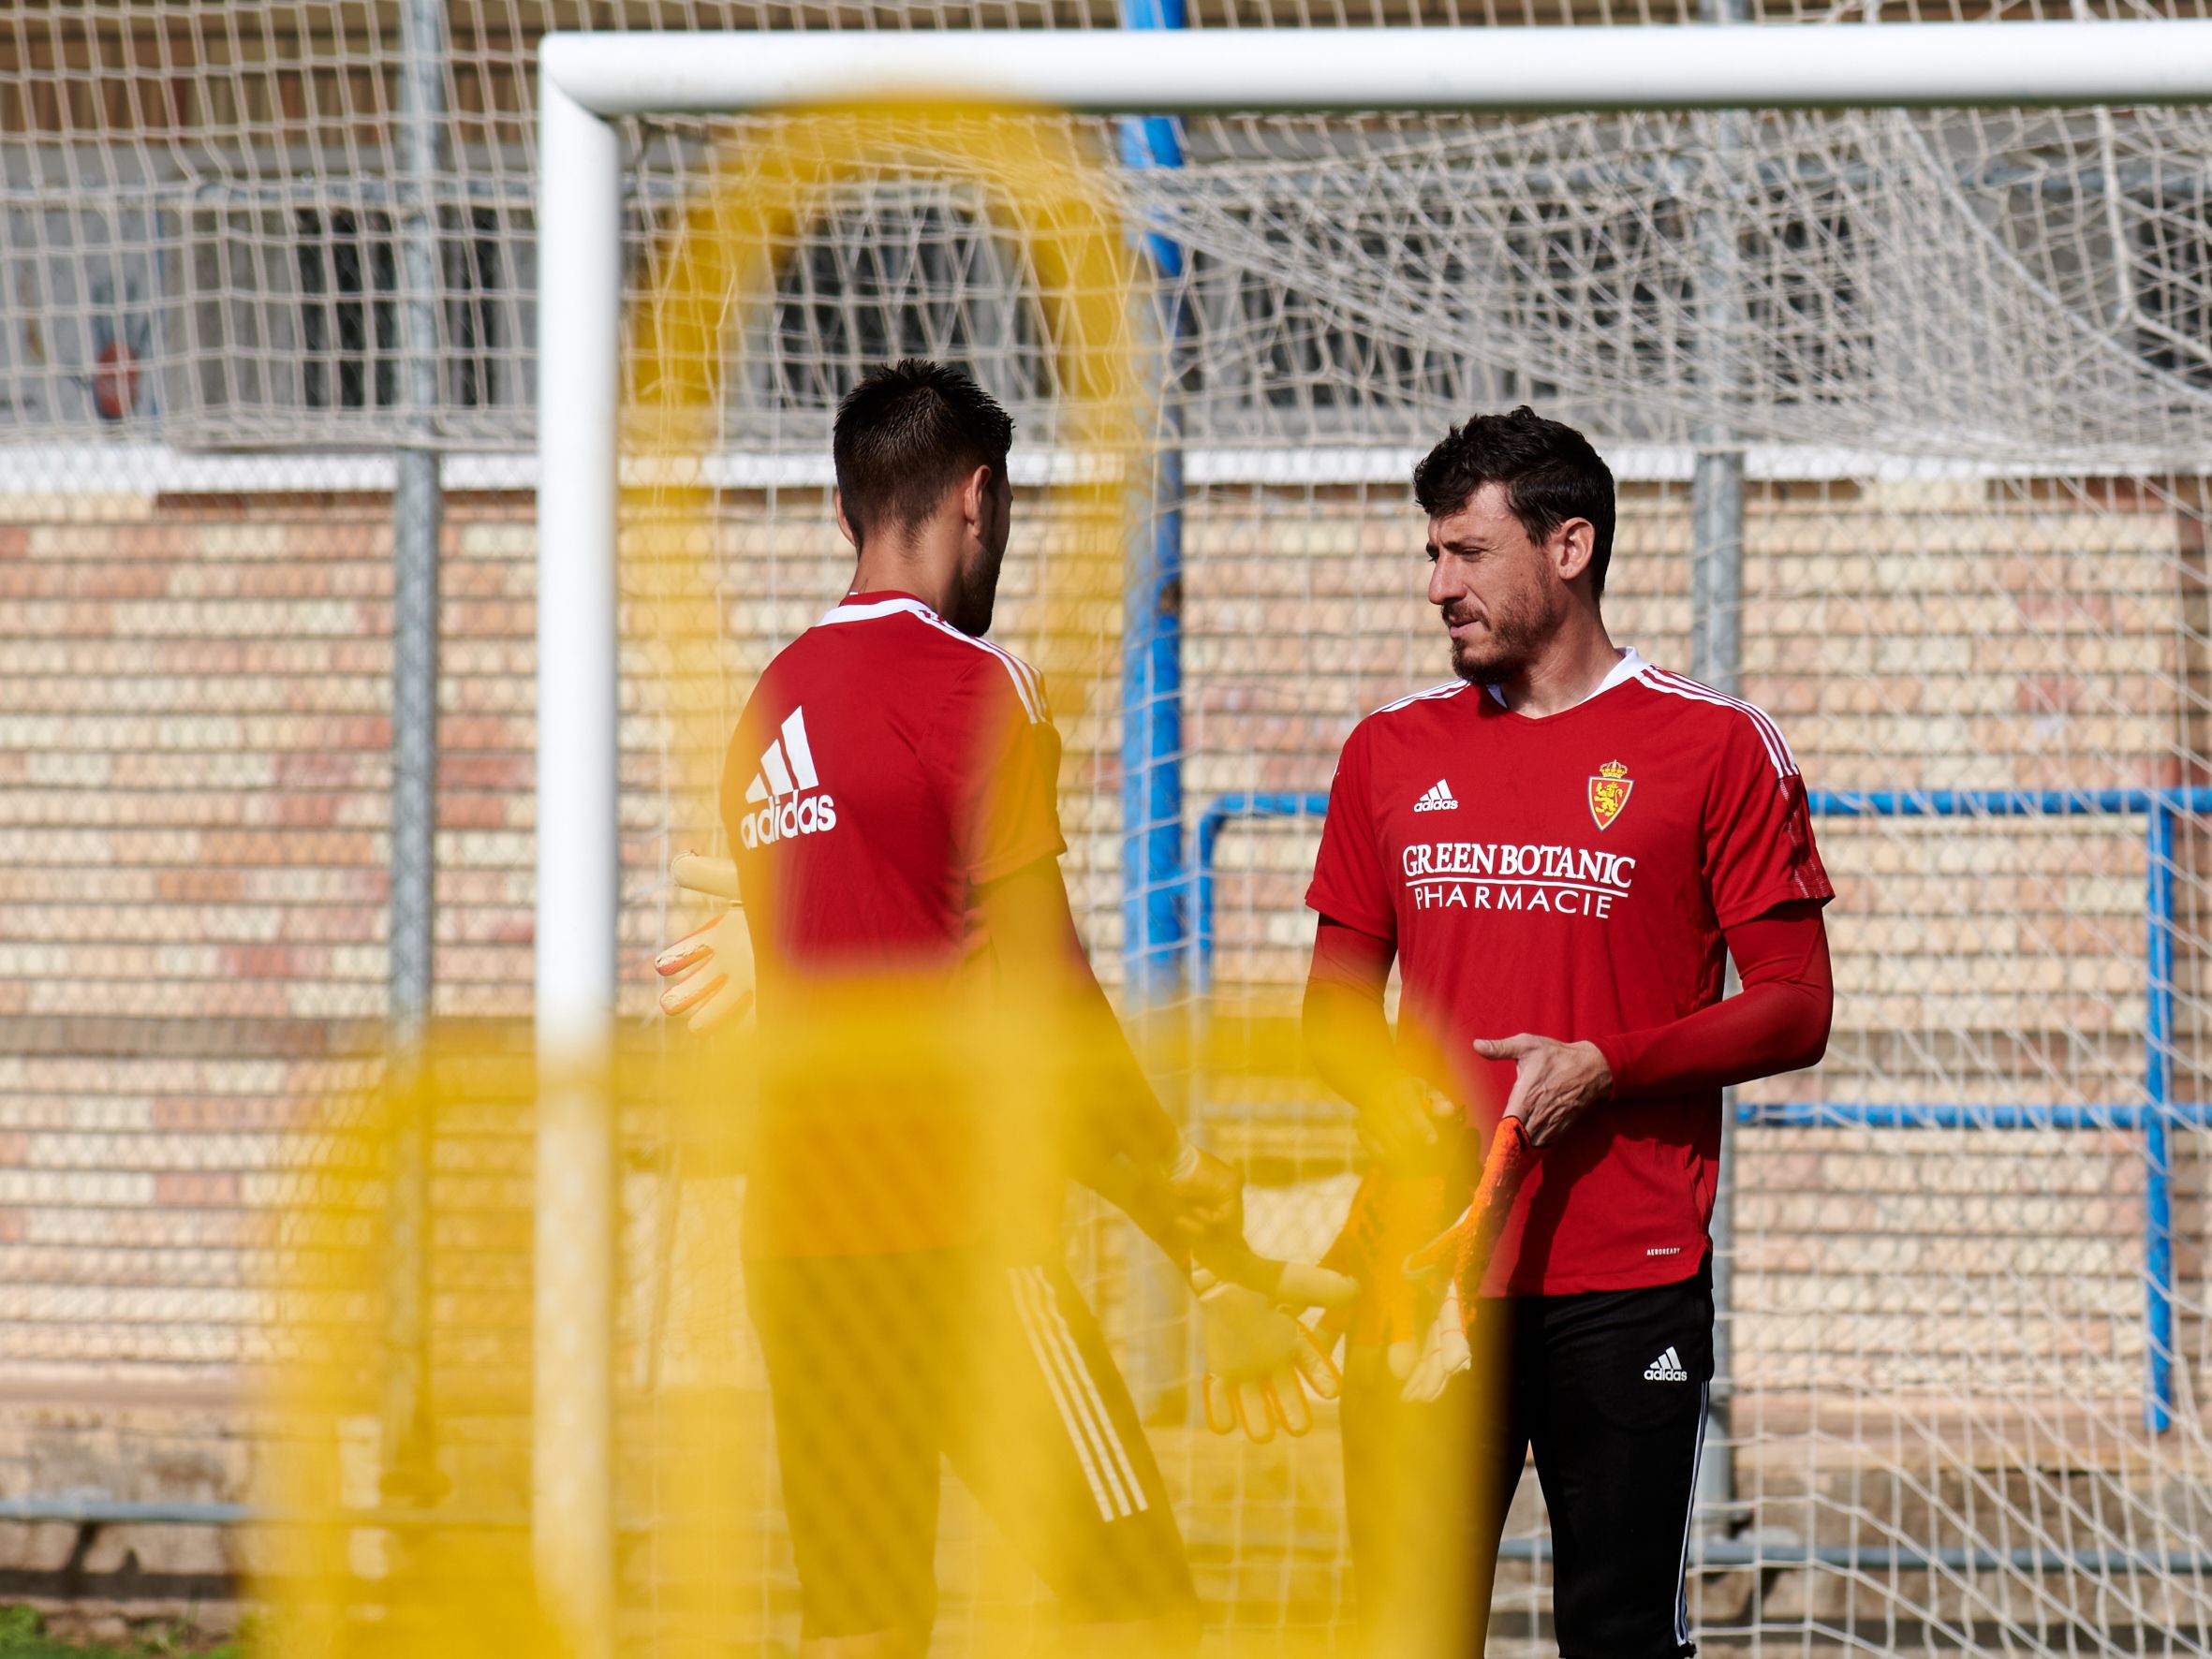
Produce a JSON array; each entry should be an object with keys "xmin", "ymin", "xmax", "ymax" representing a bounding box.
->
[
  {"xmin": 1340, "ymin": 1260, "xmax": 1714, "ymax": 1658},
  {"xmin": 747, "ymin": 1249, "xmax": 1196, "ymax": 1640}
]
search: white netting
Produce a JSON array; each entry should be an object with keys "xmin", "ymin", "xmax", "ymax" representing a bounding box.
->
[
  {"xmin": 12, "ymin": 5, "xmax": 2212, "ymax": 1655},
  {"xmin": 607, "ymin": 91, "xmax": 2212, "ymax": 1657}
]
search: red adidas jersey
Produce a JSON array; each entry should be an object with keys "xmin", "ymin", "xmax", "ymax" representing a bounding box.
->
[
  {"xmin": 723, "ymin": 590, "xmax": 1065, "ymax": 1256},
  {"xmin": 1305, "ymin": 648, "xmax": 1832, "ymax": 1297}
]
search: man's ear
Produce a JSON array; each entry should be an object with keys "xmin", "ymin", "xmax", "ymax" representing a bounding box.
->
[
  {"xmin": 959, "ymin": 464, "xmax": 994, "ymax": 537},
  {"xmin": 833, "ymin": 490, "xmax": 859, "ymax": 551},
  {"xmin": 1552, "ymin": 518, "xmax": 1597, "ymax": 585}
]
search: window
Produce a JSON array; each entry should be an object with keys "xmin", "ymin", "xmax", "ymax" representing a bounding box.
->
[
  {"xmin": 1742, "ymin": 191, "xmax": 1865, "ymax": 404},
  {"xmin": 172, "ymin": 198, "xmax": 526, "ymax": 442},
  {"xmin": 749, "ymin": 189, "xmax": 1048, "ymax": 414},
  {"xmin": 442, "ymin": 210, "xmax": 510, "ymax": 410},
  {"xmin": 297, "ymin": 210, "xmax": 397, "ymax": 411},
  {"xmin": 295, "ymin": 207, "xmax": 510, "ymax": 413},
  {"xmin": 1177, "ymin": 211, "xmax": 1479, "ymax": 437},
  {"xmin": 2134, "ymin": 186, "xmax": 2212, "ymax": 389},
  {"xmin": 1501, "ymin": 198, "xmax": 1696, "ymax": 395}
]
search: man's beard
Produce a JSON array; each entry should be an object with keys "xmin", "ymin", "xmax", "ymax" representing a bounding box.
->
[
  {"xmin": 1445, "ymin": 597, "xmax": 1552, "ymax": 685},
  {"xmin": 947, "ymin": 544, "xmax": 1005, "ymax": 637}
]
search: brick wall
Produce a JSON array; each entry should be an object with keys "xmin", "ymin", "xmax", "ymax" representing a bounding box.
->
[{"xmin": 3, "ymin": 467, "xmax": 2207, "ymax": 1511}]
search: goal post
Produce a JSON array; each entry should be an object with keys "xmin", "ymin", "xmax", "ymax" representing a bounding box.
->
[
  {"xmin": 532, "ymin": 67, "xmax": 627, "ymax": 1659},
  {"xmin": 535, "ymin": 21, "xmax": 2212, "ymax": 1657},
  {"xmin": 538, "ymin": 22, "xmax": 2212, "ymax": 114}
]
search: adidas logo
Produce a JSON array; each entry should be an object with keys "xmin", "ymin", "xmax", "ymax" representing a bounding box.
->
[
  {"xmin": 1643, "ymin": 1345, "xmax": 1689, "ymax": 1383},
  {"xmin": 737, "ymin": 707, "xmax": 839, "ymax": 849},
  {"xmin": 1412, "ymin": 779, "xmax": 1459, "ymax": 813}
]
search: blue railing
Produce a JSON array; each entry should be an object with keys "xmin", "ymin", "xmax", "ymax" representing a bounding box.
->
[{"xmin": 1193, "ymin": 785, "xmax": 2212, "ymax": 1432}]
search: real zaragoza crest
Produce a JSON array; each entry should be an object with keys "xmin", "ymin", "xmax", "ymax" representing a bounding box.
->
[{"xmin": 1587, "ymin": 759, "xmax": 1633, "ymax": 831}]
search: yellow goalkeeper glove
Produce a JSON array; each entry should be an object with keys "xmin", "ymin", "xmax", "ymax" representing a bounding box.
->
[
  {"xmin": 1194, "ymin": 1258, "xmax": 1355, "ymax": 1444},
  {"xmin": 652, "ymin": 853, "xmax": 755, "ymax": 1035}
]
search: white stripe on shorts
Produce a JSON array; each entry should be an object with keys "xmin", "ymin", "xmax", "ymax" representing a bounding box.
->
[
  {"xmin": 1675, "ymin": 1380, "xmax": 1710, "ymax": 1644},
  {"xmin": 1008, "ymin": 1267, "xmax": 1131, "ymax": 1520},
  {"xmin": 1029, "ymin": 1266, "xmax": 1149, "ymax": 1513}
]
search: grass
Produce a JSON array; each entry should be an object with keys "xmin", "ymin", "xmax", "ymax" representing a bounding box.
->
[{"xmin": 0, "ymin": 1608, "xmax": 244, "ymax": 1659}]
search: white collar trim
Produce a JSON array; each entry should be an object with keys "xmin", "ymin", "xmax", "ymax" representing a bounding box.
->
[
  {"xmin": 820, "ymin": 595, "xmax": 934, "ymax": 625},
  {"xmin": 1485, "ymin": 646, "xmax": 1647, "ymax": 709}
]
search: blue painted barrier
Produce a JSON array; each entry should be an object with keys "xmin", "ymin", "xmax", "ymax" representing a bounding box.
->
[{"xmin": 1191, "ymin": 785, "xmax": 2212, "ymax": 1431}]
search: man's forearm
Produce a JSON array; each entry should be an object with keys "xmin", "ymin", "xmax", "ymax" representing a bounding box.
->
[
  {"xmin": 1303, "ymin": 917, "xmax": 1465, "ymax": 1168},
  {"xmin": 1592, "ymin": 904, "xmax": 1833, "ymax": 1100},
  {"xmin": 1474, "ymin": 906, "xmax": 1831, "ymax": 1145},
  {"xmin": 1591, "ymin": 981, "xmax": 1825, "ymax": 1099},
  {"xmin": 1076, "ymin": 1143, "xmax": 1191, "ymax": 1263},
  {"xmin": 1304, "ymin": 976, "xmax": 1406, "ymax": 1118},
  {"xmin": 981, "ymin": 859, "xmax": 1183, "ymax": 1167},
  {"xmin": 1065, "ymin": 966, "xmax": 1183, "ymax": 1167},
  {"xmin": 1302, "ymin": 916, "xmax": 1406, "ymax": 1114}
]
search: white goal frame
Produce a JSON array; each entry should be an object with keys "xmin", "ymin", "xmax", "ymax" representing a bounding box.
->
[{"xmin": 532, "ymin": 22, "xmax": 2212, "ymax": 1652}]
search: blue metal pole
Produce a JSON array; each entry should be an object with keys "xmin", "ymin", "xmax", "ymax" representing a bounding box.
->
[
  {"xmin": 1114, "ymin": 0, "xmax": 1189, "ymax": 1425},
  {"xmin": 2146, "ymin": 799, "xmax": 2177, "ymax": 1432},
  {"xmin": 1116, "ymin": 0, "xmax": 1186, "ymax": 1010},
  {"xmin": 1120, "ymin": 455, "xmax": 1185, "ymax": 1006},
  {"xmin": 1116, "ymin": 0, "xmax": 1188, "ymax": 218}
]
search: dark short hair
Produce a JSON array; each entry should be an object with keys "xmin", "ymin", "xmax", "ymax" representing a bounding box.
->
[
  {"xmin": 832, "ymin": 359, "xmax": 1014, "ymax": 550},
  {"xmin": 1411, "ymin": 406, "xmax": 1616, "ymax": 598}
]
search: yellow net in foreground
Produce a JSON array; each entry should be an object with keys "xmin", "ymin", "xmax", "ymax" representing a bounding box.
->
[{"xmin": 254, "ymin": 1003, "xmax": 1492, "ymax": 1658}]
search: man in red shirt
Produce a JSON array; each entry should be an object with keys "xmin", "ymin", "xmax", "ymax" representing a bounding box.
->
[
  {"xmin": 1304, "ymin": 407, "xmax": 1835, "ymax": 1656},
  {"xmin": 717, "ymin": 360, "xmax": 1333, "ymax": 1657}
]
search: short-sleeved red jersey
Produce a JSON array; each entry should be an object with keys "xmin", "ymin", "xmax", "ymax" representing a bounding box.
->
[
  {"xmin": 723, "ymin": 590, "xmax": 1065, "ymax": 1256},
  {"xmin": 1305, "ymin": 648, "xmax": 1832, "ymax": 1297}
]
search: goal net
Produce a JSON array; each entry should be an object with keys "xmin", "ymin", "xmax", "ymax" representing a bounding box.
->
[
  {"xmin": 10, "ymin": 6, "xmax": 2212, "ymax": 1657},
  {"xmin": 607, "ymin": 83, "xmax": 2212, "ymax": 1658}
]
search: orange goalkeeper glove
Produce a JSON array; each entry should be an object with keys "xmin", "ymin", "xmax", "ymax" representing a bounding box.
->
[
  {"xmin": 1401, "ymin": 1117, "xmax": 1537, "ymax": 1402},
  {"xmin": 1314, "ymin": 1170, "xmax": 1453, "ymax": 1382}
]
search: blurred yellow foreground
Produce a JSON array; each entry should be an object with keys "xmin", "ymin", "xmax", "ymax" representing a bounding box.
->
[{"xmin": 252, "ymin": 998, "xmax": 1438, "ymax": 1658}]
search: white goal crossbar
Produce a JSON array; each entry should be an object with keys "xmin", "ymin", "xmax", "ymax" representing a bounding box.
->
[{"xmin": 532, "ymin": 22, "xmax": 2212, "ymax": 1652}]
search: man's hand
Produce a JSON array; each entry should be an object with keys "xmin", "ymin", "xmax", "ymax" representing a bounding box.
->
[
  {"xmin": 1355, "ymin": 1076, "xmax": 1461, "ymax": 1173},
  {"xmin": 1472, "ymin": 1034, "xmax": 1611, "ymax": 1147},
  {"xmin": 1161, "ymin": 1143, "xmax": 1246, "ymax": 1249}
]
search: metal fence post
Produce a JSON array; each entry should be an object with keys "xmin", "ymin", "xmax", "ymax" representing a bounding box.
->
[
  {"xmin": 1692, "ymin": 0, "xmax": 1749, "ymax": 1530},
  {"xmin": 381, "ymin": 0, "xmax": 450, "ymax": 1510},
  {"xmin": 391, "ymin": 0, "xmax": 446, "ymax": 1052}
]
